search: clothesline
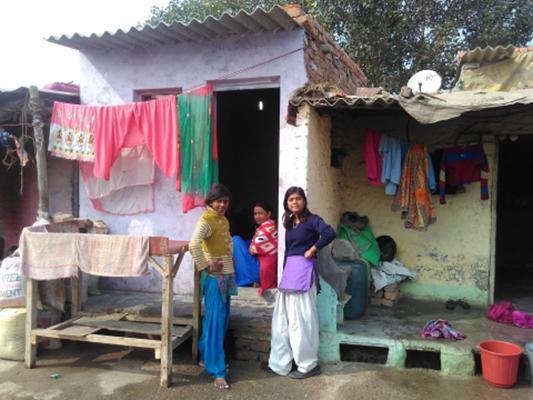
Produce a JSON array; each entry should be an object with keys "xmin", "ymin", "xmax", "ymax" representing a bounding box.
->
[
  {"xmin": 183, "ymin": 47, "xmax": 304, "ymax": 93},
  {"xmin": 0, "ymin": 123, "xmax": 33, "ymax": 128}
]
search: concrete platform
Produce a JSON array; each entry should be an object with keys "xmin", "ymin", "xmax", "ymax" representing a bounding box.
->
[
  {"xmin": 83, "ymin": 289, "xmax": 533, "ymax": 377},
  {"xmin": 337, "ymin": 299, "xmax": 533, "ymax": 376}
]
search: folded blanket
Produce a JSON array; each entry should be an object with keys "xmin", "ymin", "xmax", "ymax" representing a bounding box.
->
[{"xmin": 20, "ymin": 227, "xmax": 149, "ymax": 280}]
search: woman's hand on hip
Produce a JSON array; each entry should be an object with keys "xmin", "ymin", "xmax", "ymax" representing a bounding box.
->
[{"xmin": 304, "ymin": 246, "xmax": 318, "ymax": 259}]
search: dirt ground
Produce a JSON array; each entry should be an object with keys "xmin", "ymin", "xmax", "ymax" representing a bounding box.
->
[{"xmin": 0, "ymin": 342, "xmax": 532, "ymax": 400}]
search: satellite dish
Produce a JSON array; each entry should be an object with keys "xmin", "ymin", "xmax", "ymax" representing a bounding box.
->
[{"xmin": 407, "ymin": 70, "xmax": 442, "ymax": 93}]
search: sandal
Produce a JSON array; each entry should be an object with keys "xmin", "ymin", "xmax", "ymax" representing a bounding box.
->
[
  {"xmin": 456, "ymin": 299, "xmax": 470, "ymax": 310},
  {"xmin": 214, "ymin": 377, "xmax": 230, "ymax": 389},
  {"xmin": 445, "ymin": 299, "xmax": 456, "ymax": 310}
]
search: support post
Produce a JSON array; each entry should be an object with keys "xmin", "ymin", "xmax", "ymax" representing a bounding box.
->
[
  {"xmin": 192, "ymin": 268, "xmax": 201, "ymax": 363},
  {"xmin": 24, "ymin": 278, "xmax": 37, "ymax": 368},
  {"xmin": 71, "ymin": 270, "xmax": 81, "ymax": 318},
  {"xmin": 160, "ymin": 255, "xmax": 173, "ymax": 387},
  {"xmin": 28, "ymin": 86, "xmax": 49, "ymax": 220}
]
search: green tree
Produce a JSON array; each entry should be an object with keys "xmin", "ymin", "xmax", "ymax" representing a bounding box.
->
[{"xmin": 145, "ymin": 0, "xmax": 533, "ymax": 91}]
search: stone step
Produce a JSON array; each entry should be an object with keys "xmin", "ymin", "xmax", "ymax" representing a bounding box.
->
[{"xmin": 232, "ymin": 287, "xmax": 275, "ymax": 307}]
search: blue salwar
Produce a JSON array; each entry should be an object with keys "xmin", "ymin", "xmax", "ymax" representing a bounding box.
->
[
  {"xmin": 232, "ymin": 236, "xmax": 260, "ymax": 286},
  {"xmin": 199, "ymin": 273, "xmax": 231, "ymax": 378}
]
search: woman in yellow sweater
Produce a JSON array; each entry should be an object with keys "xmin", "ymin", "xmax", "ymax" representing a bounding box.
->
[{"xmin": 189, "ymin": 184, "xmax": 236, "ymax": 390}]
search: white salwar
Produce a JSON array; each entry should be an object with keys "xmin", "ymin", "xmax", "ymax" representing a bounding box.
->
[{"xmin": 268, "ymin": 285, "xmax": 319, "ymax": 375}]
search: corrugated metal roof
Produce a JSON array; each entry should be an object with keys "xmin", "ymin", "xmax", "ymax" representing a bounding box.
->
[
  {"xmin": 458, "ymin": 45, "xmax": 516, "ymax": 65},
  {"xmin": 290, "ymin": 94, "xmax": 398, "ymax": 109},
  {"xmin": 47, "ymin": 5, "xmax": 300, "ymax": 51},
  {"xmin": 290, "ymin": 86, "xmax": 398, "ymax": 109}
]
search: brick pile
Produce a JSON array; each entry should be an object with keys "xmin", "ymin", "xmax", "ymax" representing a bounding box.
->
[
  {"xmin": 370, "ymin": 284, "xmax": 401, "ymax": 307},
  {"xmin": 282, "ymin": 4, "xmax": 368, "ymax": 93}
]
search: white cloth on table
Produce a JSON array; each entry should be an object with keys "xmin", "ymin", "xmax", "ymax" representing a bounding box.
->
[
  {"xmin": 19, "ymin": 226, "xmax": 149, "ymax": 280},
  {"xmin": 268, "ymin": 284, "xmax": 319, "ymax": 375}
]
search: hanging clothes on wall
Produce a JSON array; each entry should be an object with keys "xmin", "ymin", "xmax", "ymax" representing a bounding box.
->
[
  {"xmin": 79, "ymin": 146, "xmax": 155, "ymax": 215},
  {"xmin": 49, "ymin": 102, "xmax": 96, "ymax": 161},
  {"xmin": 392, "ymin": 144, "xmax": 436, "ymax": 230},
  {"xmin": 178, "ymin": 85, "xmax": 219, "ymax": 213},
  {"xmin": 50, "ymin": 96, "xmax": 180, "ymax": 184},
  {"xmin": 379, "ymin": 135, "xmax": 408, "ymax": 195},
  {"xmin": 439, "ymin": 143, "xmax": 489, "ymax": 204},
  {"xmin": 362, "ymin": 129, "xmax": 382, "ymax": 187},
  {"xmin": 49, "ymin": 96, "xmax": 180, "ymax": 215},
  {"xmin": 91, "ymin": 96, "xmax": 180, "ymax": 185}
]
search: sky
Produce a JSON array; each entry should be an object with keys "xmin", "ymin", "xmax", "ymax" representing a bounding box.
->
[{"xmin": 0, "ymin": 0, "xmax": 169, "ymax": 90}]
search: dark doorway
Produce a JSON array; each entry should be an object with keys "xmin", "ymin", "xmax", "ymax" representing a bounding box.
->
[
  {"xmin": 216, "ymin": 88, "xmax": 280, "ymax": 238},
  {"xmin": 495, "ymin": 136, "xmax": 533, "ymax": 306}
]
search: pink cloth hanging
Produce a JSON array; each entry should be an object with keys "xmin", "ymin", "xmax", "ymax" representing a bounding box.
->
[
  {"xmin": 50, "ymin": 97, "xmax": 180, "ymax": 188},
  {"xmin": 363, "ymin": 129, "xmax": 382, "ymax": 186},
  {"xmin": 91, "ymin": 96, "xmax": 179, "ymax": 187},
  {"xmin": 49, "ymin": 102, "xmax": 96, "ymax": 161}
]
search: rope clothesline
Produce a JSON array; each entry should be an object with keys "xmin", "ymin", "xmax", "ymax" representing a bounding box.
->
[
  {"xmin": 183, "ymin": 47, "xmax": 304, "ymax": 93},
  {"xmin": 0, "ymin": 122, "xmax": 33, "ymax": 128}
]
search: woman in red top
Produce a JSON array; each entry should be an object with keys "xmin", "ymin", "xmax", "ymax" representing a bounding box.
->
[{"xmin": 249, "ymin": 202, "xmax": 278, "ymax": 295}]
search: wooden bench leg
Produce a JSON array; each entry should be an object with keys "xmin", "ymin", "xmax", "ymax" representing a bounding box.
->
[
  {"xmin": 71, "ymin": 271, "xmax": 81, "ymax": 318},
  {"xmin": 160, "ymin": 255, "xmax": 173, "ymax": 387},
  {"xmin": 25, "ymin": 278, "xmax": 37, "ymax": 368}
]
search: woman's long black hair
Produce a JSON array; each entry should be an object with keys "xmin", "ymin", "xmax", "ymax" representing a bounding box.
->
[{"xmin": 282, "ymin": 186, "xmax": 312, "ymax": 229}]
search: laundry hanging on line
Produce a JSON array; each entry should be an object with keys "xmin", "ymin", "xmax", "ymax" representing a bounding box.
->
[
  {"xmin": 49, "ymin": 101, "xmax": 96, "ymax": 162},
  {"xmin": 362, "ymin": 129, "xmax": 382, "ymax": 187},
  {"xmin": 379, "ymin": 135, "xmax": 409, "ymax": 195},
  {"xmin": 49, "ymin": 96, "xmax": 180, "ymax": 215},
  {"xmin": 178, "ymin": 85, "xmax": 219, "ymax": 213},
  {"xmin": 79, "ymin": 145, "xmax": 155, "ymax": 215},
  {"xmin": 439, "ymin": 143, "xmax": 489, "ymax": 204},
  {"xmin": 49, "ymin": 96, "xmax": 180, "ymax": 184},
  {"xmin": 392, "ymin": 144, "xmax": 436, "ymax": 230}
]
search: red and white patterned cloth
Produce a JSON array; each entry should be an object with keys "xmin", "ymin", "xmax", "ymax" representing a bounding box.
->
[{"xmin": 250, "ymin": 219, "xmax": 278, "ymax": 295}]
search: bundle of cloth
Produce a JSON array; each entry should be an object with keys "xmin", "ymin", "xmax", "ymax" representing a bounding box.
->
[
  {"xmin": 421, "ymin": 319, "xmax": 466, "ymax": 340},
  {"xmin": 371, "ymin": 235, "xmax": 416, "ymax": 292},
  {"xmin": 336, "ymin": 212, "xmax": 380, "ymax": 267},
  {"xmin": 487, "ymin": 301, "xmax": 533, "ymax": 329}
]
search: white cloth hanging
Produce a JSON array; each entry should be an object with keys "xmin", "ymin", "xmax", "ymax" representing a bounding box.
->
[{"xmin": 80, "ymin": 145, "xmax": 155, "ymax": 215}]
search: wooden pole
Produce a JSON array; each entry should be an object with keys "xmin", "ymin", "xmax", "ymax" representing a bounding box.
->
[
  {"xmin": 28, "ymin": 86, "xmax": 49, "ymax": 220},
  {"xmin": 24, "ymin": 278, "xmax": 37, "ymax": 368},
  {"xmin": 160, "ymin": 255, "xmax": 173, "ymax": 387}
]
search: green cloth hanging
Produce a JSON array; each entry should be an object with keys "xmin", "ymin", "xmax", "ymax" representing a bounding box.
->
[
  {"xmin": 178, "ymin": 86, "xmax": 219, "ymax": 213},
  {"xmin": 337, "ymin": 224, "xmax": 381, "ymax": 267}
]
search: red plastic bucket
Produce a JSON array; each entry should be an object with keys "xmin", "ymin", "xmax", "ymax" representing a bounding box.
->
[{"xmin": 479, "ymin": 340, "xmax": 523, "ymax": 388}]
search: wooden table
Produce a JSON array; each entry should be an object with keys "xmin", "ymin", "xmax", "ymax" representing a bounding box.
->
[{"xmin": 25, "ymin": 236, "xmax": 201, "ymax": 388}]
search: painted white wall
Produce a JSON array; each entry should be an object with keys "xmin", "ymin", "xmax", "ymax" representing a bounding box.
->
[
  {"xmin": 78, "ymin": 30, "xmax": 308, "ymax": 294},
  {"xmin": 48, "ymin": 157, "xmax": 76, "ymax": 216}
]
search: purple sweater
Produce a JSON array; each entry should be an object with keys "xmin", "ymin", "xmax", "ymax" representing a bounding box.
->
[{"xmin": 285, "ymin": 214, "xmax": 336, "ymax": 258}]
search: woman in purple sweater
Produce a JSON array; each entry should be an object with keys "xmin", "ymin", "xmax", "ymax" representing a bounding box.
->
[{"xmin": 268, "ymin": 186, "xmax": 336, "ymax": 379}]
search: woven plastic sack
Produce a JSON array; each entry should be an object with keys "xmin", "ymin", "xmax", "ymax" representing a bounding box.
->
[
  {"xmin": 0, "ymin": 251, "xmax": 24, "ymax": 307},
  {"xmin": 0, "ymin": 308, "xmax": 26, "ymax": 360}
]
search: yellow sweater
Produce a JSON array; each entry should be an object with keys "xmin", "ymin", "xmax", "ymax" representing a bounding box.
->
[{"xmin": 189, "ymin": 207, "xmax": 234, "ymax": 274}]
